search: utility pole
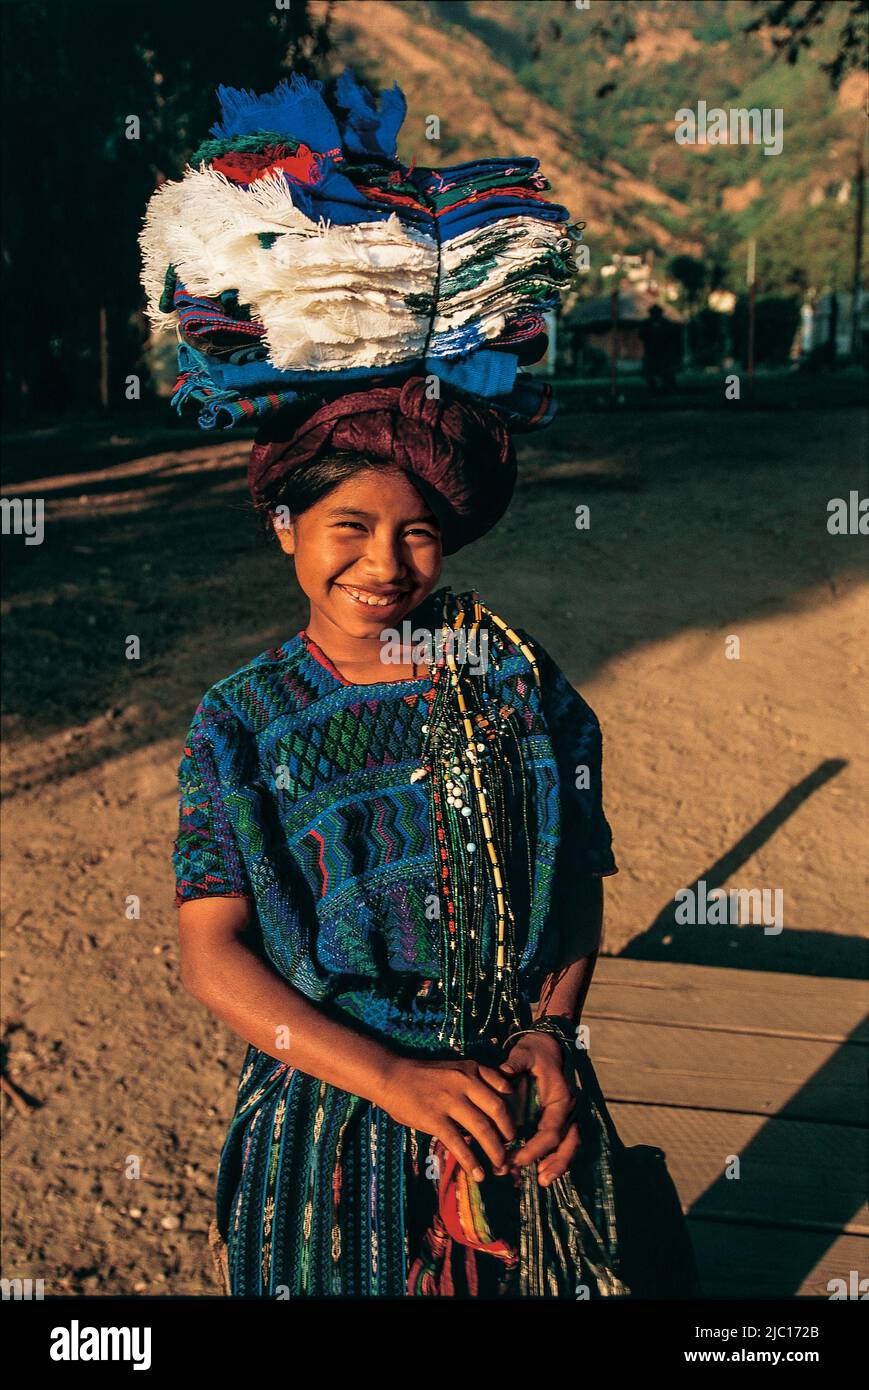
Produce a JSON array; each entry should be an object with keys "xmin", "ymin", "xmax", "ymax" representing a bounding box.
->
[
  {"xmin": 609, "ymin": 282, "xmax": 619, "ymax": 408},
  {"xmin": 851, "ymin": 140, "xmax": 865, "ymax": 359},
  {"xmin": 746, "ymin": 238, "xmax": 757, "ymax": 400},
  {"xmin": 99, "ymin": 305, "xmax": 109, "ymax": 410}
]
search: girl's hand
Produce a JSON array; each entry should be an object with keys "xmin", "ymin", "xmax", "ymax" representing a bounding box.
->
[
  {"xmin": 377, "ymin": 1056, "xmax": 517, "ymax": 1181},
  {"xmin": 499, "ymin": 1032, "xmax": 580, "ymax": 1186}
]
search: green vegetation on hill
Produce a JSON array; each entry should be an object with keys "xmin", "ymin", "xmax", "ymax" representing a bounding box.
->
[{"xmin": 413, "ymin": 0, "xmax": 867, "ymax": 297}]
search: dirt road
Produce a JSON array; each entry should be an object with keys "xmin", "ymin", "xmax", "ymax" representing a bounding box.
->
[{"xmin": 2, "ymin": 404, "xmax": 866, "ymax": 1293}]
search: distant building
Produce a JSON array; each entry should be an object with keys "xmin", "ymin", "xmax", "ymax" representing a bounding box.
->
[
  {"xmin": 800, "ymin": 291, "xmax": 868, "ymax": 361},
  {"xmin": 563, "ymin": 289, "xmax": 684, "ymax": 371}
]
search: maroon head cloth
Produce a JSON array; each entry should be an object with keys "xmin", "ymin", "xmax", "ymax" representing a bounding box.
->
[{"xmin": 247, "ymin": 376, "xmax": 517, "ymax": 555}]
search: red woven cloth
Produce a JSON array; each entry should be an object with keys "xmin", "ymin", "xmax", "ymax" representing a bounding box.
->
[{"xmin": 247, "ymin": 377, "xmax": 517, "ymax": 555}]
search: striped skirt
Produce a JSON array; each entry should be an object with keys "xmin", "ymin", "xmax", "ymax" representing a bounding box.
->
[{"xmin": 215, "ymin": 1043, "xmax": 522, "ymax": 1297}]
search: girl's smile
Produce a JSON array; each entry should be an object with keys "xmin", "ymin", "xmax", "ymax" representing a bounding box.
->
[
  {"xmin": 271, "ymin": 465, "xmax": 443, "ymax": 672},
  {"xmin": 334, "ymin": 581, "xmax": 413, "ymax": 612}
]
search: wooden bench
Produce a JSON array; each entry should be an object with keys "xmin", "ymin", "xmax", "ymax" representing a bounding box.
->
[{"xmin": 585, "ymin": 957, "xmax": 868, "ymax": 1298}]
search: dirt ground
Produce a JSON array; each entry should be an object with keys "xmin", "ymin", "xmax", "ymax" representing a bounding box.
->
[{"xmin": 1, "ymin": 402, "xmax": 867, "ymax": 1294}]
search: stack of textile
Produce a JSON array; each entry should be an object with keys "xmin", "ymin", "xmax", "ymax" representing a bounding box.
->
[{"xmin": 139, "ymin": 69, "xmax": 583, "ymax": 432}]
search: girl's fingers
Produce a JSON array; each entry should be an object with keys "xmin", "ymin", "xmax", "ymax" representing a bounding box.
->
[
  {"xmin": 498, "ymin": 1045, "xmax": 534, "ymax": 1077},
  {"xmin": 510, "ymin": 1119, "xmax": 564, "ymax": 1166},
  {"xmin": 475, "ymin": 1063, "xmax": 515, "ymax": 1095},
  {"xmin": 537, "ymin": 1122, "xmax": 582, "ymax": 1185},
  {"xmin": 510, "ymin": 1094, "xmax": 574, "ymax": 1164},
  {"xmin": 438, "ymin": 1122, "xmax": 486, "ymax": 1182},
  {"xmin": 466, "ymin": 1075, "xmax": 516, "ymax": 1143},
  {"xmin": 452, "ymin": 1099, "xmax": 509, "ymax": 1172}
]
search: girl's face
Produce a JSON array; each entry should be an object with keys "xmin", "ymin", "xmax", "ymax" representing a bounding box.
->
[{"xmin": 273, "ymin": 467, "xmax": 443, "ymax": 645}]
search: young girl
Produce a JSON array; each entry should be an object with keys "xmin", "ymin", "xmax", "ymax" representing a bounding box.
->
[{"xmin": 173, "ymin": 377, "xmax": 619, "ymax": 1297}]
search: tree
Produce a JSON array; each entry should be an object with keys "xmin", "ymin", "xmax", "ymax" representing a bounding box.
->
[
  {"xmin": 746, "ymin": 0, "xmax": 869, "ymax": 88},
  {"xmin": 0, "ymin": 0, "xmax": 330, "ymax": 422},
  {"xmin": 669, "ymin": 256, "xmax": 709, "ymax": 315}
]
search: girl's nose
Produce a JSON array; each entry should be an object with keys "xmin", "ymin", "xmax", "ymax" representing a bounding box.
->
[{"xmin": 362, "ymin": 531, "xmax": 406, "ymax": 581}]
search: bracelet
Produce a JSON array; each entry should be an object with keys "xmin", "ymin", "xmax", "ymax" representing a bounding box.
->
[{"xmin": 503, "ymin": 1014, "xmax": 578, "ymax": 1070}]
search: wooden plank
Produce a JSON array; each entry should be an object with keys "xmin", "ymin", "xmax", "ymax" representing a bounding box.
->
[
  {"xmin": 686, "ymin": 1224, "xmax": 869, "ymax": 1299},
  {"xmin": 586, "ymin": 1018, "xmax": 867, "ymax": 1124},
  {"xmin": 588, "ymin": 957, "xmax": 869, "ymax": 1043},
  {"xmin": 607, "ymin": 1103, "xmax": 869, "ymax": 1236}
]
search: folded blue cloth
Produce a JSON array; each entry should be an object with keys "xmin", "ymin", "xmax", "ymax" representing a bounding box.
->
[
  {"xmin": 335, "ymin": 68, "xmax": 406, "ymax": 160},
  {"xmin": 211, "ymin": 70, "xmax": 410, "ymax": 165},
  {"xmin": 437, "ymin": 198, "xmax": 570, "ymax": 240},
  {"xmin": 210, "ymin": 74, "xmax": 342, "ymax": 152},
  {"xmin": 177, "ymin": 339, "xmax": 518, "ymax": 397},
  {"xmin": 412, "ymin": 157, "xmax": 542, "ymax": 197}
]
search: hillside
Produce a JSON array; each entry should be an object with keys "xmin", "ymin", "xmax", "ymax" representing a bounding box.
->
[
  {"xmin": 312, "ymin": 0, "xmax": 867, "ymax": 296},
  {"xmin": 311, "ymin": 0, "xmax": 702, "ymax": 257}
]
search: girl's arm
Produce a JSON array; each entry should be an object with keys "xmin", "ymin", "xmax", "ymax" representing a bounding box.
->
[
  {"xmin": 178, "ymin": 895, "xmax": 517, "ymax": 1180},
  {"xmin": 501, "ymin": 876, "xmax": 604, "ymax": 1184},
  {"xmin": 535, "ymin": 948, "xmax": 598, "ymax": 1028},
  {"xmin": 179, "ymin": 895, "xmax": 399, "ymax": 1103},
  {"xmin": 534, "ymin": 875, "xmax": 603, "ymax": 1026}
]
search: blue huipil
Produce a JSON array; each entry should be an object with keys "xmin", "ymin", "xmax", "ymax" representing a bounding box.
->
[{"xmin": 173, "ymin": 589, "xmax": 617, "ymax": 1295}]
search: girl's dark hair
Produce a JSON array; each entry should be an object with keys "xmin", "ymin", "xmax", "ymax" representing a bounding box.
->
[{"xmin": 254, "ymin": 452, "xmax": 387, "ymax": 543}]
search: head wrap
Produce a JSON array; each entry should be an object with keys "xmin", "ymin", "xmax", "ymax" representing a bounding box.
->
[{"xmin": 248, "ymin": 377, "xmax": 516, "ymax": 555}]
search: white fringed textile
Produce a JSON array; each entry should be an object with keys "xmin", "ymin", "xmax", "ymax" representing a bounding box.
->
[{"xmin": 139, "ymin": 165, "xmax": 438, "ymax": 369}]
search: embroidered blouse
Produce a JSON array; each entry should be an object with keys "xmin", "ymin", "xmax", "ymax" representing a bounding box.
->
[{"xmin": 172, "ymin": 589, "xmax": 617, "ymax": 1054}]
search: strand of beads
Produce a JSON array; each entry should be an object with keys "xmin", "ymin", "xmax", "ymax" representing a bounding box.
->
[
  {"xmin": 415, "ymin": 591, "xmax": 539, "ymax": 1048},
  {"xmin": 441, "ymin": 598, "xmax": 522, "ymax": 1035},
  {"xmin": 482, "ymin": 606, "xmax": 541, "ymax": 691},
  {"xmin": 479, "ymin": 605, "xmax": 541, "ymax": 904},
  {"xmin": 442, "ymin": 603, "xmax": 493, "ymax": 1031},
  {"xmin": 416, "ymin": 648, "xmax": 461, "ymax": 1045}
]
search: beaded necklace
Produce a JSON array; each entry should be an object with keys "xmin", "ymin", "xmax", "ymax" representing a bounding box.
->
[{"xmin": 410, "ymin": 589, "xmax": 541, "ymax": 1051}]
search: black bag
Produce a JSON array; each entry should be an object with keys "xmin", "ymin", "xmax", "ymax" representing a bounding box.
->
[{"xmin": 572, "ymin": 1046, "xmax": 704, "ymax": 1299}]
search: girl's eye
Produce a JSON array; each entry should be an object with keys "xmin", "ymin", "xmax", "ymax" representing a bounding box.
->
[
  {"xmin": 405, "ymin": 527, "xmax": 438, "ymax": 540},
  {"xmin": 333, "ymin": 521, "xmax": 366, "ymax": 531}
]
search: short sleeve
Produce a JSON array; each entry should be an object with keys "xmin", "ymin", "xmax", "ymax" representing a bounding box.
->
[
  {"xmin": 172, "ymin": 699, "xmax": 253, "ymax": 907},
  {"xmin": 521, "ymin": 633, "xmax": 618, "ymax": 959}
]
